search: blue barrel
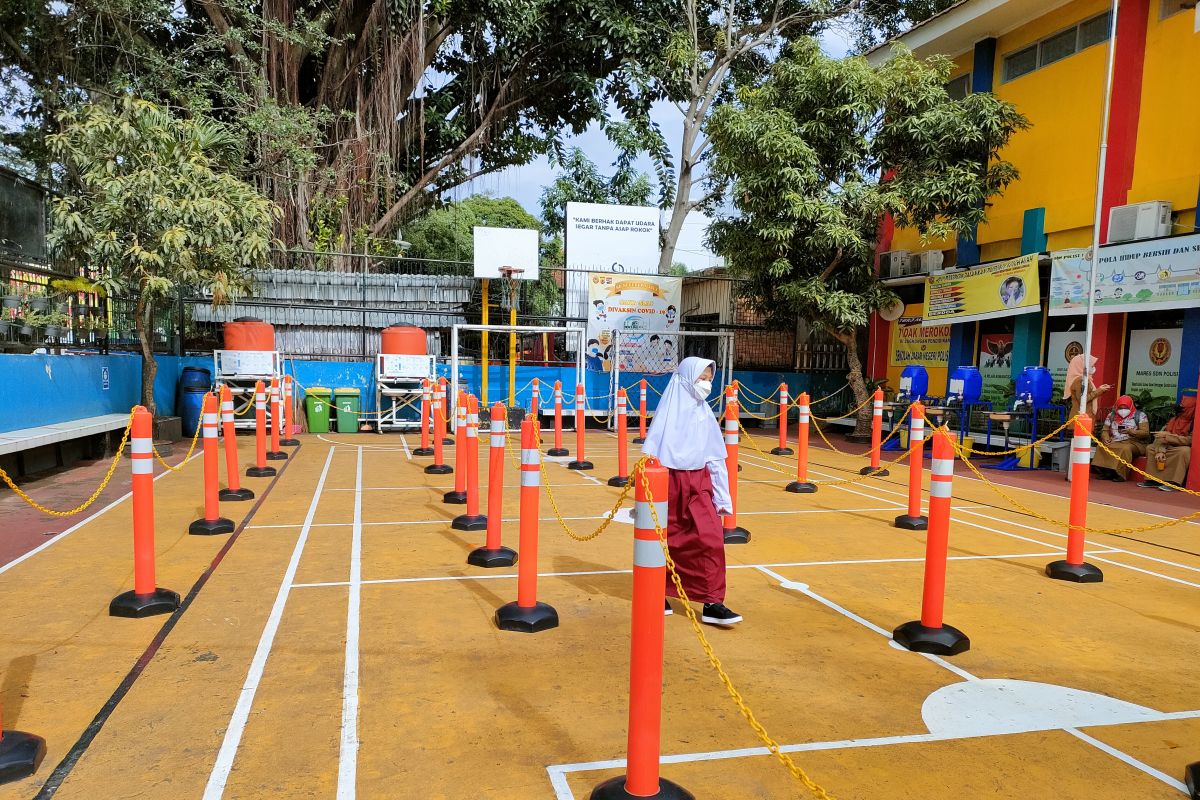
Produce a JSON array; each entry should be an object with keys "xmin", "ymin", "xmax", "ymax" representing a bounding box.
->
[
  {"xmin": 947, "ymin": 366, "xmax": 983, "ymax": 404},
  {"xmin": 1016, "ymin": 366, "xmax": 1054, "ymax": 405},
  {"xmin": 177, "ymin": 367, "xmax": 212, "ymax": 436},
  {"xmin": 899, "ymin": 365, "xmax": 929, "ymax": 400}
]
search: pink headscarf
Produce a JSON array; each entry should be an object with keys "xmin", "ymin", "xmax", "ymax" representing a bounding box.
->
[{"xmin": 1062, "ymin": 354, "xmax": 1098, "ymax": 413}]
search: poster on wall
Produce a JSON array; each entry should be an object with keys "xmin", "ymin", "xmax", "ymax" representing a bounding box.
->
[
  {"xmin": 1049, "ymin": 233, "xmax": 1200, "ymax": 316},
  {"xmin": 1046, "ymin": 330, "xmax": 1085, "ymax": 397},
  {"xmin": 887, "ymin": 304, "xmax": 950, "ymax": 393},
  {"xmin": 1125, "ymin": 328, "xmax": 1182, "ymax": 400},
  {"xmin": 565, "ymin": 202, "xmax": 660, "ymax": 322},
  {"xmin": 978, "ymin": 333, "xmax": 1013, "ymax": 405},
  {"xmin": 922, "ymin": 253, "xmax": 1041, "ymax": 325},
  {"xmin": 586, "ymin": 273, "xmax": 682, "ymax": 373}
]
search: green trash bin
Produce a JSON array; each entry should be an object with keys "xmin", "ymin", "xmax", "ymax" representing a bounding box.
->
[
  {"xmin": 333, "ymin": 387, "xmax": 361, "ymax": 433},
  {"xmin": 305, "ymin": 387, "xmax": 332, "ymax": 434}
]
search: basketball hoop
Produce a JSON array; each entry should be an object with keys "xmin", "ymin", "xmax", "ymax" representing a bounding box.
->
[{"xmin": 499, "ymin": 266, "xmax": 524, "ymax": 313}]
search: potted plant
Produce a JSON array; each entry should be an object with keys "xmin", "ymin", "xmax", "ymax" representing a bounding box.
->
[
  {"xmin": 15, "ymin": 312, "xmax": 34, "ymax": 337},
  {"xmin": 1, "ymin": 284, "xmax": 19, "ymax": 309},
  {"xmin": 24, "ymin": 285, "xmax": 49, "ymax": 312},
  {"xmin": 51, "ymin": 277, "xmax": 104, "ymax": 314},
  {"xmin": 41, "ymin": 310, "xmax": 69, "ymax": 339}
]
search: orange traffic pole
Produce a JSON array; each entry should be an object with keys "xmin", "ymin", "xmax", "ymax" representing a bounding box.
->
[
  {"xmin": 266, "ymin": 377, "xmax": 287, "ymax": 461},
  {"xmin": 425, "ymin": 382, "xmax": 453, "ymax": 475},
  {"xmin": 530, "ymin": 377, "xmax": 540, "ymax": 419},
  {"xmin": 110, "ymin": 406, "xmax": 181, "ymax": 618},
  {"xmin": 1047, "ymin": 415, "xmax": 1104, "ymax": 582},
  {"xmin": 468, "ymin": 403, "xmax": 516, "ymax": 567},
  {"xmin": 895, "ymin": 400, "xmax": 928, "ymax": 530},
  {"xmin": 496, "ymin": 417, "xmax": 559, "ymax": 632},
  {"xmin": 247, "ymin": 380, "xmax": 276, "ymax": 478},
  {"xmin": 609, "ymin": 388, "xmax": 630, "ymax": 487},
  {"xmin": 190, "ymin": 392, "xmax": 235, "ymax": 535},
  {"xmin": 414, "ymin": 378, "xmax": 434, "ymax": 456},
  {"xmin": 445, "ymin": 392, "xmax": 469, "ymax": 504},
  {"xmin": 634, "ymin": 378, "xmax": 649, "ymax": 444},
  {"xmin": 893, "ymin": 426, "xmax": 970, "ymax": 655},
  {"xmin": 860, "ymin": 388, "xmax": 890, "ymax": 476},
  {"xmin": 722, "ymin": 387, "xmax": 749, "ymax": 544},
  {"xmin": 218, "ymin": 384, "xmax": 253, "ymax": 501},
  {"xmin": 280, "ymin": 375, "xmax": 300, "ymax": 446},
  {"xmin": 548, "ymin": 380, "xmax": 568, "ymax": 456},
  {"xmin": 568, "ymin": 383, "xmax": 593, "ymax": 470},
  {"xmin": 786, "ymin": 391, "xmax": 816, "ymax": 494},
  {"xmin": 771, "ymin": 382, "xmax": 794, "ymax": 455},
  {"xmin": 437, "ymin": 377, "xmax": 454, "ymax": 444},
  {"xmin": 452, "ymin": 395, "xmax": 487, "ymax": 531},
  {"xmin": 590, "ymin": 458, "xmax": 692, "ymax": 800}
]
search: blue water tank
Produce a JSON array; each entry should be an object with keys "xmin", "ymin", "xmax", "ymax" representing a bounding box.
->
[
  {"xmin": 898, "ymin": 365, "xmax": 929, "ymax": 401},
  {"xmin": 177, "ymin": 366, "xmax": 212, "ymax": 436},
  {"xmin": 947, "ymin": 366, "xmax": 983, "ymax": 404},
  {"xmin": 1016, "ymin": 366, "xmax": 1054, "ymax": 406}
]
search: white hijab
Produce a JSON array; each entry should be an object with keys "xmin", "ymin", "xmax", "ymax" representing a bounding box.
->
[{"xmin": 641, "ymin": 357, "xmax": 726, "ymax": 470}]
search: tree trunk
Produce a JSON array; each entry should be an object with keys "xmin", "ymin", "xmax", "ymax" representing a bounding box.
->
[
  {"xmin": 829, "ymin": 326, "xmax": 872, "ymax": 438},
  {"xmin": 136, "ymin": 295, "xmax": 158, "ymax": 415}
]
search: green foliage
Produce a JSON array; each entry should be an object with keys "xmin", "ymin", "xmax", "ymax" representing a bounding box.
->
[{"xmin": 539, "ymin": 149, "xmax": 655, "ymax": 237}]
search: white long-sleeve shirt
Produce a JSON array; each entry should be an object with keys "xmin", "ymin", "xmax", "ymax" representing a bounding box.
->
[{"xmin": 706, "ymin": 458, "xmax": 732, "ymax": 517}]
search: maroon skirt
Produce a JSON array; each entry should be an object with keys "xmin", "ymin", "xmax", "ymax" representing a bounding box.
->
[{"xmin": 665, "ymin": 467, "xmax": 726, "ymax": 604}]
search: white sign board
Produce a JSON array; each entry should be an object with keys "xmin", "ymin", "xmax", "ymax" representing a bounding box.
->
[
  {"xmin": 1125, "ymin": 328, "xmax": 1182, "ymax": 400},
  {"xmin": 472, "ymin": 226, "xmax": 539, "ymax": 280},
  {"xmin": 564, "ymin": 202, "xmax": 660, "ymax": 320},
  {"xmin": 380, "ymin": 354, "xmax": 434, "ymax": 379}
]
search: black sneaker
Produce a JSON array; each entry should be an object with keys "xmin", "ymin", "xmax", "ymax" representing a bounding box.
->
[
  {"xmin": 1137, "ymin": 480, "xmax": 1157, "ymax": 488},
  {"xmin": 664, "ymin": 600, "xmax": 673, "ymax": 616},
  {"xmin": 701, "ymin": 603, "xmax": 742, "ymax": 626}
]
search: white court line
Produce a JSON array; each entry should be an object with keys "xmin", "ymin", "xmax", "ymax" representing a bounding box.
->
[
  {"xmin": 398, "ymin": 431, "xmax": 412, "ymax": 461},
  {"xmin": 1065, "ymin": 728, "xmax": 1189, "ymax": 793},
  {"xmin": 337, "ymin": 447, "xmax": 363, "ymax": 798},
  {"xmin": 203, "ymin": 446, "xmax": 336, "ymax": 800},
  {"xmin": 0, "ymin": 448, "xmax": 203, "ymax": 575}
]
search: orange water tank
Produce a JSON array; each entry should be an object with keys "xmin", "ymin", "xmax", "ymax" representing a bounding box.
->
[
  {"xmin": 381, "ymin": 325, "xmax": 426, "ymax": 355},
  {"xmin": 224, "ymin": 318, "xmax": 275, "ymax": 351}
]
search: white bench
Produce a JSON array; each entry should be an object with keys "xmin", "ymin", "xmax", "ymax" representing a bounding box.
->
[{"xmin": 0, "ymin": 414, "xmax": 131, "ymax": 457}]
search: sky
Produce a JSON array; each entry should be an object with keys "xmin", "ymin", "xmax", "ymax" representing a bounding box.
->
[{"xmin": 474, "ymin": 28, "xmax": 857, "ymax": 272}]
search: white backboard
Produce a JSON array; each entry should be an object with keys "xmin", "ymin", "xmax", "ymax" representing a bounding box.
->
[{"xmin": 473, "ymin": 227, "xmax": 540, "ymax": 280}]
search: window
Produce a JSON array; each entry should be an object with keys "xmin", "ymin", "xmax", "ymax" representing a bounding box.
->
[
  {"xmin": 945, "ymin": 74, "xmax": 970, "ymax": 100},
  {"xmin": 1039, "ymin": 28, "xmax": 1077, "ymax": 67},
  {"xmin": 1003, "ymin": 45, "xmax": 1038, "ymax": 81},
  {"xmin": 1160, "ymin": 0, "xmax": 1191, "ymax": 18},
  {"xmin": 1079, "ymin": 13, "xmax": 1111, "ymax": 47}
]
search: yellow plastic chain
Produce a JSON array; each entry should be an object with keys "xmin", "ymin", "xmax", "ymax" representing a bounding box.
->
[
  {"xmin": 638, "ymin": 465, "xmax": 836, "ymax": 800},
  {"xmin": 808, "ymin": 404, "xmax": 912, "ymax": 457},
  {"xmin": 734, "ymin": 414, "xmax": 911, "ymax": 487},
  {"xmin": 539, "ymin": 454, "xmax": 643, "ymax": 541},
  {"xmin": 0, "ymin": 408, "xmax": 136, "ymax": 516},
  {"xmin": 810, "ymin": 393, "xmax": 873, "ymax": 422},
  {"xmin": 153, "ymin": 413, "xmax": 204, "ymax": 472}
]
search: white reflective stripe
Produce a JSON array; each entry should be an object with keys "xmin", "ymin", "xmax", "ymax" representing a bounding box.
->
[
  {"xmin": 466, "ymin": 427, "xmax": 478, "ymax": 438},
  {"xmin": 204, "ymin": 412, "xmax": 218, "ymax": 424},
  {"xmin": 1071, "ymin": 450, "xmax": 1091, "ymax": 465},
  {"xmin": 521, "ymin": 449, "xmax": 540, "ymax": 466},
  {"xmin": 130, "ymin": 439, "xmax": 152, "ymax": 454},
  {"xmin": 798, "ymin": 414, "xmax": 810, "ymax": 424},
  {"xmin": 491, "ymin": 434, "xmax": 506, "ymax": 448},
  {"xmin": 641, "ymin": 390, "xmax": 647, "ymax": 400},
  {"xmin": 931, "ymin": 459, "xmax": 954, "ymax": 476},
  {"xmin": 873, "ymin": 401, "xmax": 883, "ymax": 413},
  {"xmin": 131, "ymin": 459, "xmax": 154, "ymax": 475},
  {"xmin": 1072, "ymin": 436, "xmax": 1090, "ymax": 450},
  {"xmin": 633, "ymin": 538, "xmax": 666, "ymax": 569},
  {"xmin": 911, "ymin": 429, "xmax": 925, "ymax": 442},
  {"xmin": 256, "ymin": 392, "xmax": 266, "ymax": 401},
  {"xmin": 256, "ymin": 401, "xmax": 266, "ymax": 410},
  {"xmin": 492, "ymin": 421, "xmax": 506, "ymax": 435},
  {"xmin": 929, "ymin": 481, "xmax": 953, "ymax": 498},
  {"xmin": 634, "ymin": 501, "xmax": 668, "ymax": 530},
  {"xmin": 911, "ymin": 417, "xmax": 925, "ymax": 431},
  {"xmin": 222, "ymin": 412, "xmax": 234, "ymax": 423},
  {"xmin": 724, "ymin": 434, "xmax": 738, "ymax": 444},
  {"xmin": 520, "ymin": 471, "xmax": 541, "ymax": 487},
  {"xmin": 467, "ymin": 413, "xmax": 478, "ymax": 424},
  {"xmin": 221, "ymin": 402, "xmax": 234, "ymax": 411},
  {"xmin": 798, "ymin": 404, "xmax": 809, "ymax": 414}
]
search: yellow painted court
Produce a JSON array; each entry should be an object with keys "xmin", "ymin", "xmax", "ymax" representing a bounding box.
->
[{"xmin": 1, "ymin": 428, "xmax": 1198, "ymax": 799}]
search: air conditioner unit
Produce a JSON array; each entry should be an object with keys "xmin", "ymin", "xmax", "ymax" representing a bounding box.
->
[
  {"xmin": 909, "ymin": 251, "xmax": 944, "ymax": 275},
  {"xmin": 1107, "ymin": 201, "xmax": 1172, "ymax": 244},
  {"xmin": 879, "ymin": 250, "xmax": 911, "ymax": 278}
]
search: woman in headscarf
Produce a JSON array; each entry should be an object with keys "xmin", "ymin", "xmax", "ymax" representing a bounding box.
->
[
  {"xmin": 641, "ymin": 356, "xmax": 741, "ymax": 626},
  {"xmin": 1138, "ymin": 395, "xmax": 1196, "ymax": 491},
  {"xmin": 1091, "ymin": 395, "xmax": 1150, "ymax": 481},
  {"xmin": 1063, "ymin": 354, "xmax": 1112, "ymax": 419}
]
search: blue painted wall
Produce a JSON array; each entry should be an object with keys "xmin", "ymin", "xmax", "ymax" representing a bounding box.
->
[{"xmin": 0, "ymin": 352, "xmax": 141, "ymax": 432}]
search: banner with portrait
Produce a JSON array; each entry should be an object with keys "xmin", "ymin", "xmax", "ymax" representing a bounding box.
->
[
  {"xmin": 585, "ymin": 274, "xmax": 683, "ymax": 373},
  {"xmin": 922, "ymin": 253, "xmax": 1041, "ymax": 325},
  {"xmin": 887, "ymin": 303, "xmax": 951, "ymax": 394}
]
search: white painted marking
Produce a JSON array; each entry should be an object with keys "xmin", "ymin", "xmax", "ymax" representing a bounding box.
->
[
  {"xmin": 203, "ymin": 446, "xmax": 336, "ymax": 800},
  {"xmin": 398, "ymin": 432, "xmax": 412, "ymax": 461},
  {"xmin": 337, "ymin": 447, "xmax": 364, "ymax": 798},
  {"xmin": 1064, "ymin": 728, "xmax": 1190, "ymax": 793}
]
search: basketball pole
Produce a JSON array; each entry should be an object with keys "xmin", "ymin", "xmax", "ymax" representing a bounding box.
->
[
  {"xmin": 481, "ymin": 278, "xmax": 490, "ymax": 408},
  {"xmin": 509, "ymin": 292, "xmax": 518, "ymax": 408}
]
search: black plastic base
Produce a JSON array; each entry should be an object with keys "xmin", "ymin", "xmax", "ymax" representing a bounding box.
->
[
  {"xmin": 218, "ymin": 487, "xmax": 255, "ymax": 501},
  {"xmin": 894, "ymin": 514, "xmax": 929, "ymax": 531},
  {"xmin": 496, "ymin": 601, "xmax": 559, "ymax": 633},
  {"xmin": 189, "ymin": 516, "xmax": 235, "ymax": 535},
  {"xmin": 892, "ymin": 620, "xmax": 971, "ymax": 655},
  {"xmin": 424, "ymin": 463, "xmax": 453, "ymax": 475},
  {"xmin": 451, "ymin": 514, "xmax": 488, "ymax": 532},
  {"xmin": 632, "ymin": 437, "xmax": 647, "ymax": 445},
  {"xmin": 442, "ymin": 437, "xmax": 455, "ymax": 445},
  {"xmin": 785, "ymin": 481, "xmax": 817, "ymax": 494},
  {"xmin": 1184, "ymin": 760, "xmax": 1199, "ymax": 799},
  {"xmin": 246, "ymin": 465, "xmax": 277, "ymax": 478},
  {"xmin": 413, "ymin": 447, "xmax": 434, "ymax": 456},
  {"xmin": 547, "ymin": 447, "xmax": 570, "ymax": 456},
  {"xmin": 723, "ymin": 526, "xmax": 750, "ymax": 544},
  {"xmin": 608, "ymin": 475, "xmax": 630, "ymax": 487},
  {"xmin": 590, "ymin": 775, "xmax": 695, "ymax": 800},
  {"xmin": 280, "ymin": 437, "xmax": 301, "ymax": 447},
  {"xmin": 0, "ymin": 730, "xmax": 46, "ymax": 785},
  {"xmin": 860, "ymin": 465, "xmax": 890, "ymax": 476},
  {"xmin": 467, "ymin": 546, "xmax": 517, "ymax": 568},
  {"xmin": 770, "ymin": 447, "xmax": 795, "ymax": 456},
  {"xmin": 568, "ymin": 460, "xmax": 594, "ymax": 471},
  {"xmin": 109, "ymin": 587, "xmax": 181, "ymax": 618},
  {"xmin": 443, "ymin": 490, "xmax": 468, "ymax": 504},
  {"xmin": 1046, "ymin": 560, "xmax": 1104, "ymax": 583},
  {"xmin": 266, "ymin": 450, "xmax": 288, "ymax": 461}
]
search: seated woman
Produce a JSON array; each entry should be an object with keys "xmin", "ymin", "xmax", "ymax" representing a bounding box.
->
[
  {"xmin": 1092, "ymin": 395, "xmax": 1149, "ymax": 482},
  {"xmin": 1138, "ymin": 396, "xmax": 1195, "ymax": 492}
]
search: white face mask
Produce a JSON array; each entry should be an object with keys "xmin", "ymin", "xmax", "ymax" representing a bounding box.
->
[
  {"xmin": 694, "ymin": 379, "xmax": 712, "ymax": 398},
  {"xmin": 1087, "ymin": 366, "xmax": 1096, "ymax": 375},
  {"xmin": 1117, "ymin": 408, "xmax": 1131, "ymax": 418}
]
